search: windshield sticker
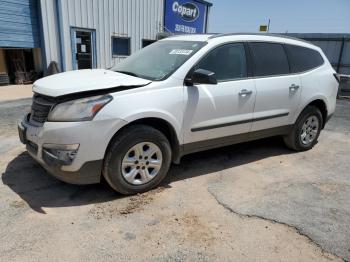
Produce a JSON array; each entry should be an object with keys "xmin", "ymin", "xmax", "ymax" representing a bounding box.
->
[{"xmin": 169, "ymin": 49, "xmax": 193, "ymax": 55}]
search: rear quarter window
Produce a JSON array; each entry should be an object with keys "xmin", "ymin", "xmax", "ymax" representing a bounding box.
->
[
  {"xmin": 285, "ymin": 45, "xmax": 324, "ymax": 73},
  {"xmin": 248, "ymin": 42, "xmax": 290, "ymax": 77}
]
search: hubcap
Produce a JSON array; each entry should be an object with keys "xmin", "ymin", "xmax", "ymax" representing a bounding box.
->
[
  {"xmin": 121, "ymin": 142, "xmax": 163, "ymax": 185},
  {"xmin": 300, "ymin": 116, "xmax": 319, "ymax": 145}
]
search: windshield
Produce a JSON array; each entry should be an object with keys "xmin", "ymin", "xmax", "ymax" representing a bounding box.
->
[{"xmin": 111, "ymin": 40, "xmax": 206, "ymax": 81}]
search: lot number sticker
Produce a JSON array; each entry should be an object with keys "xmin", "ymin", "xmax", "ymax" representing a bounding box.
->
[{"xmin": 169, "ymin": 49, "xmax": 193, "ymax": 55}]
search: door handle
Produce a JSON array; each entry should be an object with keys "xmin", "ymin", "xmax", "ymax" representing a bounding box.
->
[
  {"xmin": 289, "ymin": 84, "xmax": 300, "ymax": 92},
  {"xmin": 239, "ymin": 89, "xmax": 253, "ymax": 97}
]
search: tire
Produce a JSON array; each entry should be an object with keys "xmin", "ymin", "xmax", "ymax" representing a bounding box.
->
[
  {"xmin": 283, "ymin": 105, "xmax": 323, "ymax": 151},
  {"xmin": 103, "ymin": 124, "xmax": 172, "ymax": 195}
]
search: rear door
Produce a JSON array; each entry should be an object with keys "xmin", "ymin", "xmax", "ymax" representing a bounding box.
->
[
  {"xmin": 183, "ymin": 43, "xmax": 256, "ymax": 145},
  {"xmin": 248, "ymin": 42, "xmax": 301, "ymax": 131}
]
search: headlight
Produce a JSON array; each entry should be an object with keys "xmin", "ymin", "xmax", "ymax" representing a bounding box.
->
[{"xmin": 48, "ymin": 95, "xmax": 113, "ymax": 122}]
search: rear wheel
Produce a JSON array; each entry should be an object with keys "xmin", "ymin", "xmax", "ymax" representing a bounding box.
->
[
  {"xmin": 103, "ymin": 125, "xmax": 172, "ymax": 194},
  {"xmin": 283, "ymin": 106, "xmax": 323, "ymax": 151}
]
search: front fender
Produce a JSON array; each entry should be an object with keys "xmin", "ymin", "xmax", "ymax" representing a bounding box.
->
[{"xmin": 120, "ymin": 109, "xmax": 183, "ymax": 143}]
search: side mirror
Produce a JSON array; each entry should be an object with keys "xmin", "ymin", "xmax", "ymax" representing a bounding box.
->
[{"xmin": 188, "ymin": 69, "xmax": 217, "ymax": 85}]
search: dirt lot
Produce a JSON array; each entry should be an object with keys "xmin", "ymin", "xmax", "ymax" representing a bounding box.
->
[
  {"xmin": 0, "ymin": 94, "xmax": 349, "ymax": 261},
  {"xmin": 0, "ymin": 85, "xmax": 32, "ymax": 102}
]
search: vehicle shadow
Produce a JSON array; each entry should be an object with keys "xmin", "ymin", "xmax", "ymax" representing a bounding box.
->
[
  {"xmin": 2, "ymin": 137, "xmax": 292, "ymax": 213},
  {"xmin": 2, "ymin": 153, "xmax": 118, "ymax": 213},
  {"xmin": 165, "ymin": 136, "xmax": 293, "ymax": 184}
]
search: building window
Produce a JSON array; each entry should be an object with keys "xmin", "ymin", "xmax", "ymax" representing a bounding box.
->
[
  {"xmin": 112, "ymin": 37, "xmax": 130, "ymax": 56},
  {"xmin": 142, "ymin": 39, "xmax": 156, "ymax": 48}
]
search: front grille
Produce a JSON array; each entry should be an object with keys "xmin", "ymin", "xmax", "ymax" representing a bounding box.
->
[{"xmin": 29, "ymin": 94, "xmax": 56, "ymax": 124}]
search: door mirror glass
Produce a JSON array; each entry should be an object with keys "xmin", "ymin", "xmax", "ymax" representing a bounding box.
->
[{"xmin": 190, "ymin": 69, "xmax": 218, "ymax": 85}]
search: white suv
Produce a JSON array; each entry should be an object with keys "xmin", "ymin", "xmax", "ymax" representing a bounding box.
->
[{"xmin": 19, "ymin": 34, "xmax": 338, "ymax": 194}]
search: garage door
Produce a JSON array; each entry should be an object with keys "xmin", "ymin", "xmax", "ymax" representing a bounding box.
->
[{"xmin": 0, "ymin": 0, "xmax": 40, "ymax": 48}]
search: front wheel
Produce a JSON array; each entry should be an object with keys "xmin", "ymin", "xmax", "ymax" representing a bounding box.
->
[
  {"xmin": 283, "ymin": 105, "xmax": 323, "ymax": 151},
  {"xmin": 103, "ymin": 125, "xmax": 172, "ymax": 194}
]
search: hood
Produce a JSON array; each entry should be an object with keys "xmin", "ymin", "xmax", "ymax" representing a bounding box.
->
[{"xmin": 33, "ymin": 69, "xmax": 151, "ymax": 97}]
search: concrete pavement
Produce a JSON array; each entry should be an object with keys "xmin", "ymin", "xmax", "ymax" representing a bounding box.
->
[
  {"xmin": 0, "ymin": 84, "xmax": 32, "ymax": 102},
  {"xmin": 0, "ymin": 94, "xmax": 349, "ymax": 261}
]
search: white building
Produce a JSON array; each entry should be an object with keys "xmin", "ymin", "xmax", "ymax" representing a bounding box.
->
[{"xmin": 0, "ymin": 0, "xmax": 212, "ymax": 84}]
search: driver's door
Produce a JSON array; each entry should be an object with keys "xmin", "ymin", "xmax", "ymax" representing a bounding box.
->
[{"xmin": 183, "ymin": 43, "xmax": 256, "ymax": 147}]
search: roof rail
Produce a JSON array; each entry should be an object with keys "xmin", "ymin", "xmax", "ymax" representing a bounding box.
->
[{"xmin": 208, "ymin": 32, "xmax": 312, "ymax": 44}]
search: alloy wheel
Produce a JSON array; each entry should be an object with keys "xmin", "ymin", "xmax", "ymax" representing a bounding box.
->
[
  {"xmin": 300, "ymin": 115, "xmax": 319, "ymax": 145},
  {"xmin": 121, "ymin": 142, "xmax": 163, "ymax": 185}
]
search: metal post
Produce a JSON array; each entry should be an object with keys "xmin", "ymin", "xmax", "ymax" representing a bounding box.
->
[{"xmin": 337, "ymin": 37, "xmax": 345, "ymax": 73}]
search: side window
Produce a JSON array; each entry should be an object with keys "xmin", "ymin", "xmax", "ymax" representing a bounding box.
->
[
  {"xmin": 196, "ymin": 43, "xmax": 247, "ymax": 81},
  {"xmin": 248, "ymin": 42, "xmax": 289, "ymax": 77},
  {"xmin": 285, "ymin": 45, "xmax": 324, "ymax": 73}
]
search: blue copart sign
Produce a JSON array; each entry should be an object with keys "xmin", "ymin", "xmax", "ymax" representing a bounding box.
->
[{"xmin": 164, "ymin": 0, "xmax": 208, "ymax": 34}]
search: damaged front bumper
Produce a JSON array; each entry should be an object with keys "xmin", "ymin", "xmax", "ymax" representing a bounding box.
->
[{"xmin": 18, "ymin": 114, "xmax": 126, "ymax": 185}]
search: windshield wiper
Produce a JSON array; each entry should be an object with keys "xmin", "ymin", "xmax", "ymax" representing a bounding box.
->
[{"xmin": 115, "ymin": 70, "xmax": 140, "ymax": 78}]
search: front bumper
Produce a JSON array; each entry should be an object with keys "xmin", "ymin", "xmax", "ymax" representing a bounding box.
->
[{"xmin": 18, "ymin": 114, "xmax": 127, "ymax": 185}]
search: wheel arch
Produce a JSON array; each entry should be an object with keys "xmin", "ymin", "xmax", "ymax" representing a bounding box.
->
[
  {"xmin": 299, "ymin": 98, "xmax": 328, "ymax": 128},
  {"xmin": 104, "ymin": 117, "xmax": 182, "ymax": 164}
]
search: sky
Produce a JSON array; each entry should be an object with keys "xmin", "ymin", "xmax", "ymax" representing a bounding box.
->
[{"xmin": 208, "ymin": 0, "xmax": 350, "ymax": 34}]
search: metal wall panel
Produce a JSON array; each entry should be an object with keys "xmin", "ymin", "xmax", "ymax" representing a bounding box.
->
[
  {"xmin": 40, "ymin": 0, "xmax": 164, "ymax": 71},
  {"xmin": 39, "ymin": 0, "xmax": 61, "ymax": 68},
  {"xmin": 312, "ymin": 41, "xmax": 342, "ymax": 64},
  {"xmin": 287, "ymin": 33, "xmax": 350, "ymax": 75},
  {"xmin": 0, "ymin": 0, "xmax": 40, "ymax": 48},
  {"xmin": 341, "ymin": 42, "xmax": 350, "ymax": 74},
  {"xmin": 308, "ymin": 38, "xmax": 350, "ymax": 74}
]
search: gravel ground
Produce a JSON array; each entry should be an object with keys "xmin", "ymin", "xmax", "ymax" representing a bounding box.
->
[
  {"xmin": 0, "ymin": 84, "xmax": 32, "ymax": 102},
  {"xmin": 0, "ymin": 97, "xmax": 349, "ymax": 261}
]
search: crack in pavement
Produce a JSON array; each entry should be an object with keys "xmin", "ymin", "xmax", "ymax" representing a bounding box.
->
[{"xmin": 207, "ymin": 187, "xmax": 345, "ymax": 262}]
